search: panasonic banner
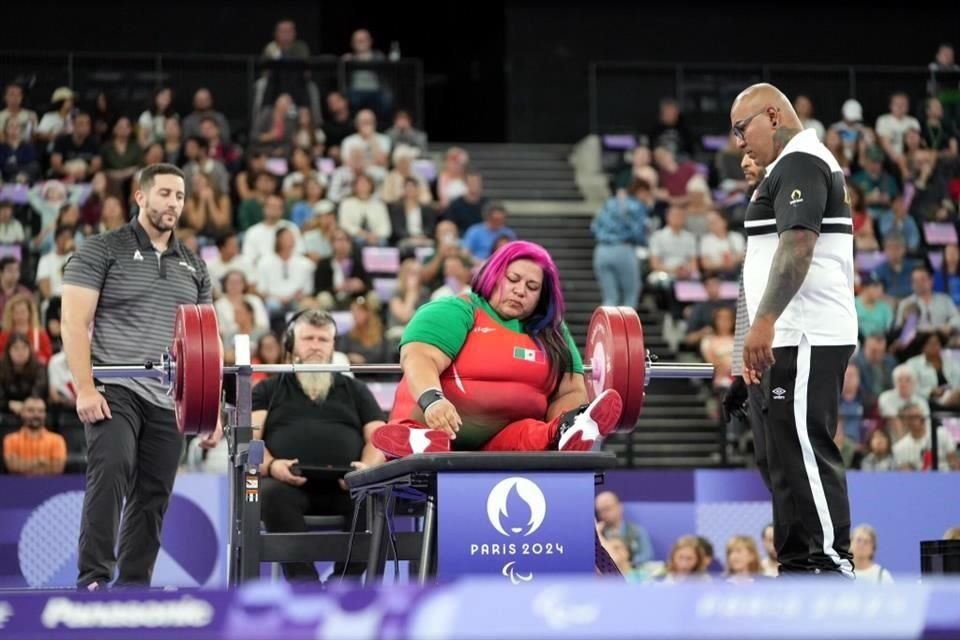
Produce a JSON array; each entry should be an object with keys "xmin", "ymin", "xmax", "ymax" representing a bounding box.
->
[{"xmin": 436, "ymin": 472, "xmax": 595, "ymax": 582}]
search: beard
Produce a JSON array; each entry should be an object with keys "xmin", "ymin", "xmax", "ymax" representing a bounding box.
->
[
  {"xmin": 294, "ymin": 352, "xmax": 334, "ymax": 402},
  {"xmin": 144, "ymin": 198, "xmax": 179, "ymax": 232}
]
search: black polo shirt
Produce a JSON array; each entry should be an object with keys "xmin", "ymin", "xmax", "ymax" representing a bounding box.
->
[
  {"xmin": 63, "ymin": 218, "xmax": 212, "ymax": 409},
  {"xmin": 252, "ymin": 373, "xmax": 384, "ymax": 467}
]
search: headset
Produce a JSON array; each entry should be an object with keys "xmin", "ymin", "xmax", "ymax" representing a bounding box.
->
[{"xmin": 282, "ymin": 308, "xmax": 337, "ymax": 356}]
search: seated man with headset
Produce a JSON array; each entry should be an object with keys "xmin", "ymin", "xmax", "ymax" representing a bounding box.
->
[{"xmin": 252, "ymin": 309, "xmax": 386, "ymax": 582}]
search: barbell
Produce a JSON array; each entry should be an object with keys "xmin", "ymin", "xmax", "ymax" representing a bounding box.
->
[{"xmin": 91, "ymin": 304, "xmax": 714, "ymax": 435}]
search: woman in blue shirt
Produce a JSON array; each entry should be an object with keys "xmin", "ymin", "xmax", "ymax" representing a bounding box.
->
[
  {"xmin": 591, "ymin": 179, "xmax": 649, "ymax": 308},
  {"xmin": 933, "ymin": 243, "xmax": 960, "ymax": 306}
]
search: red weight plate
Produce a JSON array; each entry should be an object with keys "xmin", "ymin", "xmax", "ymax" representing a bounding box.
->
[
  {"xmin": 585, "ymin": 307, "xmax": 630, "ymax": 426},
  {"xmin": 616, "ymin": 306, "xmax": 646, "ymax": 433},
  {"xmin": 174, "ymin": 305, "xmax": 205, "ymax": 435},
  {"xmin": 196, "ymin": 304, "xmax": 223, "ymax": 435}
]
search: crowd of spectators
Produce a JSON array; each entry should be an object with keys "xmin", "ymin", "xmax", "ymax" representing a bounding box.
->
[
  {"xmin": 596, "ymin": 44, "xmax": 960, "ymax": 471},
  {"xmin": 0, "ymin": 21, "xmax": 520, "ymax": 475}
]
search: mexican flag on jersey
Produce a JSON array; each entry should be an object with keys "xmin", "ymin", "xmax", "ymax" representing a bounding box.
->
[{"xmin": 513, "ymin": 346, "xmax": 545, "ymax": 363}]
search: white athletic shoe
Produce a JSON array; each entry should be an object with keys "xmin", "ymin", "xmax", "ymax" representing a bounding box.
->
[{"xmin": 556, "ymin": 389, "xmax": 623, "ymax": 451}]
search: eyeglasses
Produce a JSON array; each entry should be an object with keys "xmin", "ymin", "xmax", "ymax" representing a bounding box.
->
[{"xmin": 731, "ymin": 107, "xmax": 771, "ymax": 141}]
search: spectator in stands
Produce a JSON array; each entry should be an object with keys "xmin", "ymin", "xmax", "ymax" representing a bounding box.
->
[
  {"xmin": 100, "ymin": 116, "xmax": 143, "ymax": 197},
  {"xmin": 249, "ymin": 333, "xmax": 281, "ymax": 386},
  {"xmin": 290, "ymin": 177, "xmax": 331, "ymax": 229},
  {"xmin": 0, "ymin": 83, "xmax": 37, "ymax": 143},
  {"xmin": 322, "ymin": 91, "xmax": 355, "ymax": 162},
  {"xmin": 263, "ymin": 18, "xmax": 310, "ymax": 59},
  {"xmin": 601, "ymin": 536, "xmax": 643, "ymax": 582},
  {"xmin": 207, "ymin": 234, "xmax": 257, "ymax": 295},
  {"xmin": 632, "ymin": 166, "xmax": 670, "ymax": 228},
  {"xmin": 315, "ymin": 228, "xmax": 371, "ymax": 310},
  {"xmin": 683, "ymin": 176, "xmax": 714, "ymax": 236},
  {"xmin": 701, "ymin": 307, "xmax": 735, "ymax": 391},
  {"xmin": 853, "ymin": 145, "xmax": 899, "ymax": 215},
  {"xmin": 200, "ymin": 116, "xmax": 240, "ymax": 171},
  {"xmin": 696, "ymin": 537, "xmax": 716, "ymax": 575},
  {"xmin": 237, "ymin": 171, "xmax": 279, "ymax": 231},
  {"xmin": 876, "ymin": 92, "xmax": 921, "ymax": 165},
  {"xmin": 0, "ymin": 201, "xmax": 24, "ymax": 245},
  {"xmin": 437, "ymin": 147, "xmax": 469, "ymax": 209},
  {"xmin": 382, "ymin": 144, "xmax": 432, "ymax": 205},
  {"xmin": 595, "ymin": 490, "xmax": 653, "ymax": 565},
  {"xmin": 856, "ymin": 274, "xmax": 894, "ymax": 338},
  {"xmin": 839, "ymin": 363, "xmax": 865, "ymax": 444},
  {"xmin": 921, "ymin": 97, "xmax": 959, "ymax": 153},
  {"xmin": 27, "ymin": 180, "xmax": 73, "ymax": 252},
  {"xmin": 182, "ymin": 136, "xmax": 230, "ymax": 196},
  {"xmin": 328, "ymin": 146, "xmax": 383, "ymax": 203},
  {"xmin": 683, "ymin": 275, "xmax": 732, "ymax": 349},
  {"xmin": 429, "ymin": 255, "xmax": 473, "ymax": 300},
  {"xmin": 653, "ymin": 146, "xmax": 698, "ymax": 204},
  {"xmin": 98, "ymin": 195, "xmax": 127, "ymax": 233},
  {"xmin": 0, "ymin": 333, "xmax": 47, "ymax": 429},
  {"xmin": 386, "ymin": 258, "xmax": 429, "ymax": 340},
  {"xmin": 35, "ymin": 225, "xmax": 74, "ymax": 301},
  {"xmin": 338, "ymin": 294, "xmax": 389, "ymax": 364},
  {"xmin": 945, "ymin": 526, "xmax": 960, "ymax": 540},
  {"xmin": 0, "ymin": 293, "xmax": 51, "ymax": 365},
  {"xmin": 215, "ymin": 269, "xmax": 269, "ymax": 339},
  {"xmin": 90, "ymin": 90, "xmax": 116, "ymax": 142},
  {"xmin": 647, "ymin": 207, "xmax": 698, "ymax": 302},
  {"xmin": 223, "ymin": 299, "xmax": 269, "ymax": 360},
  {"xmin": 877, "ymin": 195, "xmax": 921, "ymax": 252},
  {"xmin": 254, "ymin": 93, "xmax": 297, "ymax": 157},
  {"xmin": 293, "ymin": 107, "xmax": 325, "ymax": 159},
  {"xmin": 698, "ymin": 210, "xmax": 744, "ymax": 278},
  {"xmin": 591, "ymin": 179, "xmax": 647, "ymax": 308},
  {"xmin": 934, "ymin": 244, "xmax": 960, "ymax": 306},
  {"xmin": 161, "ymin": 118, "xmax": 183, "ymax": 165},
  {"xmin": 2, "ymin": 397, "xmax": 65, "ymax": 475},
  {"xmin": 614, "ymin": 146, "xmax": 653, "ymax": 193},
  {"xmin": 463, "ymin": 202, "xmax": 516, "ymax": 260},
  {"xmin": 386, "ymin": 109, "xmax": 427, "ymax": 153},
  {"xmin": 282, "ymin": 147, "xmax": 323, "ymax": 201},
  {"xmin": 850, "ymin": 524, "xmax": 894, "ymax": 583},
  {"xmin": 930, "ymin": 43, "xmax": 960, "ymax": 72},
  {"xmin": 443, "ymin": 171, "xmax": 487, "ymax": 234},
  {"xmin": 182, "ymin": 88, "xmax": 231, "ymax": 144},
  {"xmin": 893, "ymin": 402, "xmax": 958, "ymax": 471},
  {"xmin": 872, "ymin": 233, "xmax": 917, "ymax": 300},
  {"xmin": 47, "ymin": 347, "xmax": 76, "ymax": 419},
  {"xmin": 236, "ymin": 151, "xmax": 269, "ymax": 203},
  {"xmin": 244, "ymin": 193, "xmax": 303, "ymax": 266},
  {"xmin": 419, "ymin": 220, "xmax": 473, "ymax": 289},
  {"xmin": 829, "ymin": 99, "xmax": 864, "ymax": 163},
  {"xmin": 342, "ymin": 28, "xmax": 389, "ymax": 118},
  {"xmin": 760, "ymin": 524, "xmax": 778, "ymax": 577},
  {"xmin": 137, "ymin": 87, "xmax": 177, "ymax": 148},
  {"xmin": 793, "ymin": 94, "xmax": 825, "ymax": 141},
  {"xmin": 824, "ymin": 129, "xmax": 851, "ymax": 176},
  {"xmin": 849, "ymin": 183, "xmax": 879, "ymax": 251},
  {"xmin": 906, "ymin": 330, "xmax": 960, "ymax": 408},
  {"xmin": 894, "ymin": 266, "xmax": 960, "ymax": 338},
  {"xmin": 662, "ymin": 535, "xmax": 708, "ymax": 583},
  {"xmin": 389, "ymin": 177, "xmax": 437, "ymax": 248},
  {"xmin": 861, "ymin": 427, "xmax": 896, "ymax": 471},
  {"xmin": 302, "ymin": 203, "xmax": 337, "ymax": 261},
  {"xmin": 834, "ymin": 421, "xmax": 863, "ymax": 469},
  {"xmin": 338, "ymin": 174, "xmax": 392, "ymax": 246},
  {"xmin": 50, "ymin": 112, "xmax": 101, "ymax": 183},
  {"xmin": 35, "ymin": 87, "xmax": 76, "ymax": 148},
  {"xmin": 647, "ymin": 98, "xmax": 695, "ymax": 160},
  {"xmin": 724, "ymin": 535, "xmax": 761, "ymax": 583},
  {"xmin": 879, "ymin": 365, "xmax": 930, "ymax": 439},
  {"xmin": 855, "ymin": 334, "xmax": 897, "ymax": 412},
  {"xmin": 0, "ymin": 120, "xmax": 39, "ymax": 182},
  {"xmin": 181, "ymin": 172, "xmax": 232, "ymax": 240},
  {"xmin": 909, "ymin": 148, "xmax": 952, "ymax": 221},
  {"xmin": 258, "ymin": 227, "xmax": 315, "ymax": 331},
  {"xmin": 341, "ymin": 109, "xmax": 390, "ymax": 169}
]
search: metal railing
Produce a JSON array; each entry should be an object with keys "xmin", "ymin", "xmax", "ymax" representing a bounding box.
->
[
  {"xmin": 588, "ymin": 61, "xmax": 960, "ymax": 140},
  {"xmin": 0, "ymin": 51, "xmax": 424, "ymax": 142}
]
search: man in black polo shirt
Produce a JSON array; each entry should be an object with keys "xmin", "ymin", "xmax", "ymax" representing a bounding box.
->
[
  {"xmin": 731, "ymin": 84, "xmax": 857, "ymax": 578},
  {"xmin": 62, "ymin": 163, "xmax": 221, "ymax": 590},
  {"xmin": 253, "ymin": 309, "xmax": 385, "ymax": 582}
]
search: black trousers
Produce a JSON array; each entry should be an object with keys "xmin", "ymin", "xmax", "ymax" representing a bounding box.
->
[
  {"xmin": 77, "ymin": 385, "xmax": 183, "ymax": 588},
  {"xmin": 260, "ymin": 477, "xmax": 366, "ymax": 582},
  {"xmin": 747, "ymin": 337, "xmax": 855, "ymax": 577}
]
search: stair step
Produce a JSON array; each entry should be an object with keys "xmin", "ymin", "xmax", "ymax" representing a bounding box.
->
[
  {"xmin": 634, "ymin": 418, "xmax": 716, "ymax": 430},
  {"xmin": 633, "ymin": 406, "xmax": 714, "ymax": 419},
  {"xmin": 628, "ymin": 443, "xmax": 720, "ymax": 454},
  {"xmin": 625, "ymin": 456, "xmax": 724, "ymax": 468},
  {"xmin": 484, "ymin": 175, "xmax": 577, "ymax": 185},
  {"xmin": 631, "ymin": 431, "xmax": 719, "ymax": 443},
  {"xmin": 490, "ymin": 190, "xmax": 583, "ymax": 200},
  {"xmin": 482, "ymin": 168, "xmax": 577, "ymax": 179}
]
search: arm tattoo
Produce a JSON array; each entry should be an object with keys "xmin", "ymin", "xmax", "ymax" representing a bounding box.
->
[{"xmin": 756, "ymin": 228, "xmax": 817, "ymax": 323}]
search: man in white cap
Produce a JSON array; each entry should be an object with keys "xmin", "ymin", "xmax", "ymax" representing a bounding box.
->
[
  {"xmin": 36, "ymin": 87, "xmax": 76, "ymax": 146},
  {"xmin": 829, "ymin": 99, "xmax": 864, "ymax": 163}
]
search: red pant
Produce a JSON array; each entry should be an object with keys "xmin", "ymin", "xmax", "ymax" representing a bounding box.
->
[{"xmin": 394, "ymin": 416, "xmax": 564, "ymax": 452}]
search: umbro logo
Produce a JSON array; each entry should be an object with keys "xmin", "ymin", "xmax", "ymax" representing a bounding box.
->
[{"xmin": 772, "ymin": 387, "xmax": 787, "ymax": 400}]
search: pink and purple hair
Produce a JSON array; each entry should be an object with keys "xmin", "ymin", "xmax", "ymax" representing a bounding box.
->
[{"xmin": 472, "ymin": 241, "xmax": 571, "ymax": 383}]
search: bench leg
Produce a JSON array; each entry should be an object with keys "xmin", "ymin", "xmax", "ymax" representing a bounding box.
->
[{"xmin": 417, "ymin": 496, "xmax": 436, "ymax": 583}]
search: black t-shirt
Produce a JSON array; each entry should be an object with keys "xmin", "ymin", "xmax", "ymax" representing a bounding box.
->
[
  {"xmin": 252, "ymin": 372, "xmax": 384, "ymax": 466},
  {"xmin": 323, "ymin": 118, "xmax": 355, "ymax": 150},
  {"xmin": 52, "ymin": 134, "xmax": 100, "ymax": 163},
  {"xmin": 443, "ymin": 196, "xmax": 487, "ymax": 234}
]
